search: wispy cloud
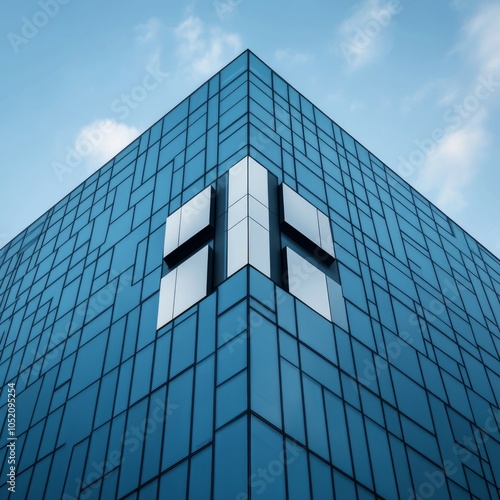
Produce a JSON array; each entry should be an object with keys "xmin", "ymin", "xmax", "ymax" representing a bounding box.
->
[
  {"xmin": 407, "ymin": 4, "xmax": 500, "ymax": 213},
  {"xmin": 174, "ymin": 16, "xmax": 242, "ymax": 78},
  {"xmin": 462, "ymin": 3, "xmax": 500, "ymax": 76},
  {"xmin": 135, "ymin": 17, "xmax": 163, "ymax": 44},
  {"xmin": 400, "ymin": 79, "xmax": 458, "ymax": 113},
  {"xmin": 76, "ymin": 119, "xmax": 139, "ymax": 175},
  {"xmin": 415, "ymin": 110, "xmax": 489, "ymax": 212},
  {"xmin": 336, "ymin": 0, "xmax": 402, "ymax": 71}
]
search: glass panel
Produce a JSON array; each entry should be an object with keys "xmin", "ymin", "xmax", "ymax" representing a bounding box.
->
[
  {"xmin": 365, "ymin": 419, "xmax": 398, "ymax": 499},
  {"xmin": 216, "ymin": 371, "xmax": 247, "ymax": 428},
  {"xmin": 217, "ymin": 300, "xmax": 247, "ymax": 348},
  {"xmin": 249, "ymin": 196, "xmax": 269, "ymax": 229},
  {"xmin": 141, "ymin": 388, "xmax": 166, "ymax": 483},
  {"xmin": 28, "ymin": 456, "xmax": 51, "ymax": 498},
  {"xmin": 164, "ymin": 186, "xmax": 214, "ymax": 265},
  {"xmin": 400, "ymin": 415, "xmax": 440, "ymax": 465},
  {"xmin": 249, "ymin": 417, "xmax": 286, "ymax": 499},
  {"xmin": 296, "ymin": 302, "xmax": 336, "ymax": 363},
  {"xmin": 250, "ymin": 313, "xmax": 281, "ymax": 428},
  {"xmin": 227, "ymin": 157, "xmax": 271, "ymax": 279},
  {"xmin": 163, "ymin": 208, "xmax": 181, "ymax": 258},
  {"xmin": 130, "ymin": 345, "xmax": 154, "ymax": 404},
  {"xmin": 281, "ymin": 183, "xmax": 334, "ymax": 262},
  {"xmin": 69, "ymin": 332, "xmax": 107, "ymax": 397},
  {"xmin": 318, "ymin": 210, "xmax": 335, "ymax": 258},
  {"xmin": 228, "ymin": 157, "xmax": 248, "ymax": 206},
  {"xmin": 327, "ymin": 278, "xmax": 348, "ymax": 331},
  {"xmin": 157, "ymin": 272, "xmax": 176, "ymax": 329},
  {"xmin": 392, "ymin": 369, "xmax": 433, "ymax": 430},
  {"xmin": 197, "ymin": 294, "xmax": 216, "ymax": 361},
  {"xmin": 300, "ymin": 345, "xmax": 340, "ymax": 395},
  {"xmin": 310, "ymin": 455, "xmax": 334, "ymax": 499},
  {"xmin": 346, "ymin": 406, "xmax": 373, "ymax": 489},
  {"xmin": 324, "ymin": 390, "xmax": 353, "ymax": 476},
  {"xmin": 284, "ymin": 247, "xmax": 331, "ymax": 320},
  {"xmin": 162, "ymin": 369, "xmax": 193, "ymax": 468},
  {"xmin": 302, "ymin": 375, "xmax": 329, "ymax": 460},
  {"xmin": 192, "ymin": 356, "xmax": 214, "ymax": 451},
  {"xmin": 334, "ymin": 471, "xmax": 356, "ymax": 499},
  {"xmin": 138, "ymin": 481, "xmax": 158, "ymax": 499},
  {"xmin": 282, "ymin": 183, "xmax": 320, "ymax": 246},
  {"xmin": 217, "ymin": 333, "xmax": 247, "ymax": 384},
  {"xmin": 345, "ymin": 303, "xmax": 375, "ymax": 350},
  {"xmin": 217, "ymin": 269, "xmax": 247, "ymax": 314},
  {"xmin": 170, "ymin": 314, "xmax": 197, "ymax": 377},
  {"xmin": 173, "ymin": 245, "xmax": 210, "ymax": 318},
  {"xmin": 249, "ymin": 219, "xmax": 270, "ymax": 277},
  {"xmin": 189, "ymin": 447, "xmax": 212, "ymax": 500},
  {"xmin": 279, "ymin": 330, "xmax": 299, "ymax": 365},
  {"xmin": 152, "ymin": 332, "xmax": 171, "ymax": 389},
  {"xmin": 228, "ymin": 195, "xmax": 247, "ymax": 229},
  {"xmin": 286, "ymin": 440, "xmax": 310, "ymax": 500},
  {"xmin": 117, "ymin": 399, "xmax": 148, "ymax": 497},
  {"xmin": 227, "ymin": 219, "xmax": 248, "ymax": 276},
  {"xmin": 178, "ymin": 186, "xmax": 214, "ymax": 246},
  {"xmin": 276, "ymin": 292, "xmax": 297, "ymax": 336},
  {"xmin": 159, "ymin": 461, "xmax": 188, "ymax": 499},
  {"xmin": 281, "ymin": 359, "xmax": 305, "ymax": 443},
  {"xmin": 248, "ymin": 157, "xmax": 269, "ymax": 207},
  {"xmin": 213, "ymin": 417, "xmax": 247, "ymax": 499}
]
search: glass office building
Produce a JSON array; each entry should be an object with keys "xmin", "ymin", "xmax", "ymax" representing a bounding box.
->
[{"xmin": 1, "ymin": 50, "xmax": 500, "ymax": 499}]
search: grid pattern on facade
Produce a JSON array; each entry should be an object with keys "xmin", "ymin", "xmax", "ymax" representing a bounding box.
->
[{"xmin": 0, "ymin": 51, "xmax": 499, "ymax": 499}]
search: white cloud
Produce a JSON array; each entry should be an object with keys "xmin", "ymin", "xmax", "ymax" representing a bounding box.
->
[
  {"xmin": 135, "ymin": 17, "xmax": 163, "ymax": 44},
  {"xmin": 400, "ymin": 79, "xmax": 459, "ymax": 113},
  {"xmin": 463, "ymin": 3, "xmax": 500, "ymax": 76},
  {"xmin": 409, "ymin": 5, "xmax": 500, "ymax": 214},
  {"xmin": 415, "ymin": 110, "xmax": 489, "ymax": 212},
  {"xmin": 400, "ymin": 5, "xmax": 500, "ymax": 116},
  {"xmin": 74, "ymin": 119, "xmax": 139, "ymax": 175},
  {"xmin": 336, "ymin": 0, "xmax": 401, "ymax": 71},
  {"xmin": 174, "ymin": 16, "xmax": 242, "ymax": 78},
  {"xmin": 275, "ymin": 49, "xmax": 311, "ymax": 65}
]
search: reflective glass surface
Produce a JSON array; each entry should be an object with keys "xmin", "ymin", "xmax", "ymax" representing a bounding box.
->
[
  {"xmin": 327, "ymin": 277, "xmax": 349, "ymax": 331},
  {"xmin": 157, "ymin": 272, "xmax": 176, "ymax": 328},
  {"xmin": 227, "ymin": 157, "xmax": 271, "ymax": 278},
  {"xmin": 157, "ymin": 245, "xmax": 210, "ymax": 328},
  {"xmin": 163, "ymin": 186, "xmax": 214, "ymax": 265},
  {"xmin": 284, "ymin": 246, "xmax": 331, "ymax": 320},
  {"xmin": 227, "ymin": 219, "xmax": 248, "ymax": 276},
  {"xmin": 1, "ymin": 50, "xmax": 499, "ymax": 499},
  {"xmin": 173, "ymin": 245, "xmax": 210, "ymax": 318},
  {"xmin": 281, "ymin": 183, "xmax": 335, "ymax": 262},
  {"xmin": 178, "ymin": 187, "xmax": 214, "ymax": 247}
]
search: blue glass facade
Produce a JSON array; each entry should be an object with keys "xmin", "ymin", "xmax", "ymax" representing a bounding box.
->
[{"xmin": 1, "ymin": 50, "xmax": 500, "ymax": 499}]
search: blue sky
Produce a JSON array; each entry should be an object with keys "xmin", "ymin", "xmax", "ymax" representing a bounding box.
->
[{"xmin": 1, "ymin": 0, "xmax": 499, "ymax": 256}]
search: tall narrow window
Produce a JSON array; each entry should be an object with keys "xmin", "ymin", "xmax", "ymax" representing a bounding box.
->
[{"xmin": 227, "ymin": 157, "xmax": 271, "ymax": 278}]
